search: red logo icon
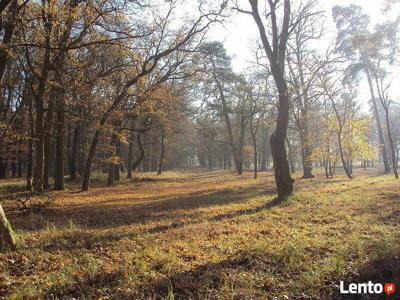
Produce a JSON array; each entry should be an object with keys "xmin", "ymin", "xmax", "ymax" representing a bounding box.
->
[{"xmin": 384, "ymin": 283, "xmax": 395, "ymax": 296}]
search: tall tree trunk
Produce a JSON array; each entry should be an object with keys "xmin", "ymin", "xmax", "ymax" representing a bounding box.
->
[
  {"xmin": 69, "ymin": 123, "xmax": 80, "ymax": 180},
  {"xmin": 251, "ymin": 131, "xmax": 257, "ymax": 179},
  {"xmin": 0, "ymin": 0, "xmax": 18, "ymax": 84},
  {"xmin": 212, "ymin": 65, "xmax": 241, "ymax": 175},
  {"xmin": 286, "ymin": 137, "xmax": 295, "ymax": 174},
  {"xmin": 223, "ymin": 144, "xmax": 227, "ymax": 170},
  {"xmin": 131, "ymin": 133, "xmax": 145, "ymax": 174},
  {"xmin": 365, "ymin": 68, "xmax": 390, "ymax": 173},
  {"xmin": 207, "ymin": 145, "xmax": 213, "ymax": 170},
  {"xmin": 27, "ymin": 95, "xmax": 34, "ymax": 190},
  {"xmin": 54, "ymin": 83, "xmax": 65, "ymax": 190},
  {"xmin": 32, "ymin": 14, "xmax": 52, "ymax": 194},
  {"xmin": 114, "ymin": 137, "xmax": 121, "ymax": 181},
  {"xmin": 33, "ymin": 105, "xmax": 45, "ymax": 193},
  {"xmin": 260, "ymin": 127, "xmax": 269, "ymax": 171},
  {"xmin": 82, "ymin": 130, "xmax": 99, "ymax": 190},
  {"xmin": 337, "ymin": 130, "xmax": 352, "ymax": 179},
  {"xmin": 43, "ymin": 97, "xmax": 55, "ymax": 189},
  {"xmin": 11, "ymin": 158, "xmax": 16, "ymax": 177},
  {"xmin": 300, "ymin": 121, "xmax": 314, "ymax": 179},
  {"xmin": 107, "ymin": 134, "xmax": 116, "ymax": 186},
  {"xmin": 158, "ymin": 135, "xmax": 165, "ymax": 175},
  {"xmin": 249, "ymin": 0, "xmax": 293, "ymax": 199},
  {"xmin": 107, "ymin": 162, "xmax": 115, "ymax": 186},
  {"xmin": 383, "ymin": 108, "xmax": 398, "ymax": 179},
  {"xmin": 237, "ymin": 115, "xmax": 246, "ymax": 175},
  {"xmin": 17, "ymin": 145, "xmax": 22, "ymax": 177},
  {"xmin": 270, "ymin": 83, "xmax": 294, "ymax": 200},
  {"xmin": 127, "ymin": 140, "xmax": 133, "ymax": 179}
]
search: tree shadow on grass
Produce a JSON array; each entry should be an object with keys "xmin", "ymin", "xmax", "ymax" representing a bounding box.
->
[
  {"xmin": 10, "ymin": 184, "xmax": 270, "ymax": 232},
  {"xmin": 328, "ymin": 248, "xmax": 400, "ymax": 300},
  {"xmin": 36, "ymin": 190, "xmax": 280, "ymax": 253},
  {"xmin": 44, "ymin": 249, "xmax": 279, "ymax": 299}
]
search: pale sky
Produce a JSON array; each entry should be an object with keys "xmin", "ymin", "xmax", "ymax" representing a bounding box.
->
[{"xmin": 206, "ymin": 0, "xmax": 400, "ymax": 112}]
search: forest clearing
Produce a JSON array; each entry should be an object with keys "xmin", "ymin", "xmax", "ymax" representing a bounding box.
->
[{"xmin": 0, "ymin": 169, "xmax": 399, "ymax": 299}]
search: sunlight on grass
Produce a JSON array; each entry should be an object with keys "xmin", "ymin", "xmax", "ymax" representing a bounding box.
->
[{"xmin": 0, "ymin": 169, "xmax": 399, "ymax": 299}]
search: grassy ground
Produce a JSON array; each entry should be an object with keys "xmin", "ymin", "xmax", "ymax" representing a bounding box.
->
[{"xmin": 0, "ymin": 169, "xmax": 399, "ymax": 299}]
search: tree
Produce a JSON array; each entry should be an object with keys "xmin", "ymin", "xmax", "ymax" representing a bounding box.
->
[
  {"xmin": 373, "ymin": 69, "xmax": 399, "ymax": 178},
  {"xmin": 333, "ymin": 5, "xmax": 392, "ymax": 173},
  {"xmin": 235, "ymin": 0, "xmax": 296, "ymax": 199},
  {"xmin": 286, "ymin": 2, "xmax": 323, "ymax": 178},
  {"xmin": 197, "ymin": 41, "xmax": 248, "ymax": 175},
  {"xmin": 81, "ymin": 3, "xmax": 226, "ymax": 190}
]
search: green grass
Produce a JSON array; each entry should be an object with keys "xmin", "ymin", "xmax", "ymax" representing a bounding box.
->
[{"xmin": 0, "ymin": 169, "xmax": 399, "ymax": 299}]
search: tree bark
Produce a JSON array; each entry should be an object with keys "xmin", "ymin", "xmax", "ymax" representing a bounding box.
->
[
  {"xmin": 114, "ymin": 137, "xmax": 121, "ymax": 181},
  {"xmin": 54, "ymin": 82, "xmax": 65, "ymax": 190},
  {"xmin": 286, "ymin": 136, "xmax": 295, "ymax": 174},
  {"xmin": 365, "ymin": 68, "xmax": 390, "ymax": 173},
  {"xmin": 69, "ymin": 123, "xmax": 80, "ymax": 180},
  {"xmin": 270, "ymin": 86, "xmax": 294, "ymax": 199},
  {"xmin": 260, "ymin": 127, "xmax": 269, "ymax": 171},
  {"xmin": 299, "ymin": 120, "xmax": 314, "ymax": 179},
  {"xmin": 0, "ymin": 204, "xmax": 16, "ymax": 252},
  {"xmin": 383, "ymin": 108, "xmax": 398, "ymax": 179},
  {"xmin": 249, "ymin": 0, "xmax": 294, "ymax": 200},
  {"xmin": 127, "ymin": 141, "xmax": 133, "ymax": 179},
  {"xmin": 131, "ymin": 133, "xmax": 145, "ymax": 174},
  {"xmin": 251, "ymin": 131, "xmax": 258, "ymax": 179},
  {"xmin": 43, "ymin": 97, "xmax": 55, "ymax": 189},
  {"xmin": 0, "ymin": 0, "xmax": 18, "ymax": 84},
  {"xmin": 32, "ymin": 11, "xmax": 52, "ymax": 194},
  {"xmin": 158, "ymin": 135, "xmax": 165, "ymax": 175},
  {"xmin": 337, "ymin": 131, "xmax": 352, "ymax": 179}
]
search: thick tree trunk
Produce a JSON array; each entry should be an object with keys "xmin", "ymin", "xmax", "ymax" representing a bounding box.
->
[
  {"xmin": 132, "ymin": 133, "xmax": 145, "ymax": 174},
  {"xmin": 0, "ymin": 204, "xmax": 16, "ymax": 251},
  {"xmin": 270, "ymin": 84, "xmax": 294, "ymax": 200},
  {"xmin": 0, "ymin": 0, "xmax": 18, "ymax": 84},
  {"xmin": 33, "ymin": 22, "xmax": 51, "ymax": 194}
]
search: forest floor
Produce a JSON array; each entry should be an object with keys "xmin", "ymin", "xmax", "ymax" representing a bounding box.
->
[{"xmin": 0, "ymin": 169, "xmax": 399, "ymax": 299}]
